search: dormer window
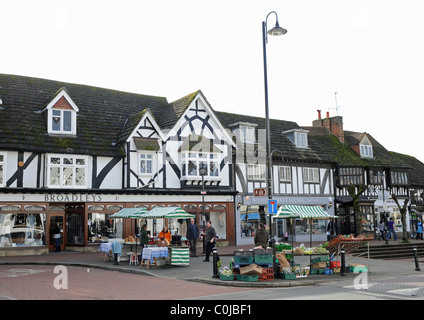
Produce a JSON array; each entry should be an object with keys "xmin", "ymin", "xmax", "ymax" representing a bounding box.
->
[
  {"xmin": 229, "ymin": 122, "xmax": 257, "ymax": 144},
  {"xmin": 44, "ymin": 88, "xmax": 79, "ymax": 136},
  {"xmin": 360, "ymin": 144, "xmax": 373, "ymax": 158},
  {"xmin": 283, "ymin": 129, "xmax": 309, "ymax": 148}
]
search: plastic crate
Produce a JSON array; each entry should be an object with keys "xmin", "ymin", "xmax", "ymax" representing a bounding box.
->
[
  {"xmin": 253, "ymin": 248, "xmax": 273, "ymax": 255},
  {"xmin": 234, "ymin": 250, "xmax": 254, "ymax": 257},
  {"xmin": 279, "ymin": 272, "xmax": 296, "ymax": 280},
  {"xmin": 311, "ymin": 256, "xmax": 329, "ymax": 264},
  {"xmin": 258, "ymin": 268, "xmax": 274, "ymax": 281},
  {"xmin": 310, "ymin": 268, "xmax": 325, "ymax": 275},
  {"xmin": 237, "ymin": 274, "xmax": 259, "ymax": 282},
  {"xmin": 254, "ymin": 254, "xmax": 273, "ymax": 265},
  {"xmin": 233, "ymin": 256, "xmax": 254, "ymax": 266},
  {"xmin": 219, "ymin": 273, "xmax": 235, "ymax": 281},
  {"xmin": 330, "ymin": 261, "xmax": 341, "ymax": 268}
]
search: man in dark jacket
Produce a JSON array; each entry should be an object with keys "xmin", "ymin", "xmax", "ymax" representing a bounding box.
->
[
  {"xmin": 254, "ymin": 223, "xmax": 268, "ymax": 248},
  {"xmin": 202, "ymin": 220, "xmax": 220, "ymax": 262},
  {"xmin": 187, "ymin": 218, "xmax": 199, "ymax": 257}
]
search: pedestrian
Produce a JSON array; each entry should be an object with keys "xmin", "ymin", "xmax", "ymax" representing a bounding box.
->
[
  {"xmin": 52, "ymin": 223, "xmax": 61, "ymax": 252},
  {"xmin": 187, "ymin": 218, "xmax": 199, "ymax": 257},
  {"xmin": 377, "ymin": 219, "xmax": 385, "ymax": 241},
  {"xmin": 386, "ymin": 217, "xmax": 397, "ymax": 241},
  {"xmin": 416, "ymin": 219, "xmax": 423, "ymax": 240},
  {"xmin": 202, "ymin": 220, "xmax": 220, "ymax": 263},
  {"xmin": 139, "ymin": 224, "xmax": 149, "ymax": 249},
  {"xmin": 326, "ymin": 219, "xmax": 338, "ymax": 241},
  {"xmin": 254, "ymin": 223, "xmax": 268, "ymax": 248}
]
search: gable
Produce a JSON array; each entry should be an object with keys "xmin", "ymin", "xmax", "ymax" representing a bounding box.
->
[{"xmin": 359, "ymin": 134, "xmax": 372, "ymax": 146}]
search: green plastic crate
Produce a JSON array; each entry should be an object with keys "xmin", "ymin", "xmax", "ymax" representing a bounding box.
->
[
  {"xmin": 310, "ymin": 268, "xmax": 325, "ymax": 275},
  {"xmin": 254, "ymin": 255, "xmax": 273, "ymax": 264},
  {"xmin": 233, "ymin": 256, "xmax": 254, "ymax": 265},
  {"xmin": 219, "ymin": 273, "xmax": 235, "ymax": 281},
  {"xmin": 279, "ymin": 272, "xmax": 296, "ymax": 280},
  {"xmin": 311, "ymin": 256, "xmax": 329, "ymax": 264},
  {"xmin": 237, "ymin": 274, "xmax": 259, "ymax": 282}
]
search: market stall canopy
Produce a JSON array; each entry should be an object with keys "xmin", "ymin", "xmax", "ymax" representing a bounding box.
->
[
  {"xmin": 110, "ymin": 208, "xmax": 147, "ymax": 219},
  {"xmin": 275, "ymin": 205, "xmax": 336, "ymax": 220},
  {"xmin": 140, "ymin": 206, "xmax": 195, "ymax": 219}
]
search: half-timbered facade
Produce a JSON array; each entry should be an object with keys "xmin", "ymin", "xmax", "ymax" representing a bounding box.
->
[{"xmin": 0, "ymin": 74, "xmax": 236, "ymax": 255}]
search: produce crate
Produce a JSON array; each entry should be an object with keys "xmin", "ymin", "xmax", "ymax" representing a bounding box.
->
[
  {"xmin": 309, "ymin": 268, "xmax": 325, "ymax": 275},
  {"xmin": 254, "ymin": 254, "xmax": 273, "ymax": 265},
  {"xmin": 311, "ymin": 256, "xmax": 329, "ymax": 264},
  {"xmin": 238, "ymin": 274, "xmax": 259, "ymax": 282},
  {"xmin": 253, "ymin": 248, "xmax": 273, "ymax": 255},
  {"xmin": 240, "ymin": 264, "xmax": 263, "ymax": 276},
  {"xmin": 279, "ymin": 272, "xmax": 297, "ymax": 280},
  {"xmin": 310, "ymin": 262, "xmax": 328, "ymax": 269},
  {"xmin": 234, "ymin": 250, "xmax": 254, "ymax": 257},
  {"xmin": 233, "ymin": 256, "xmax": 254, "ymax": 266},
  {"xmin": 330, "ymin": 261, "xmax": 341, "ymax": 268},
  {"xmin": 258, "ymin": 268, "xmax": 274, "ymax": 281},
  {"xmin": 232, "ymin": 268, "xmax": 240, "ymax": 280},
  {"xmin": 219, "ymin": 273, "xmax": 235, "ymax": 281},
  {"xmin": 276, "ymin": 244, "xmax": 292, "ymax": 252}
]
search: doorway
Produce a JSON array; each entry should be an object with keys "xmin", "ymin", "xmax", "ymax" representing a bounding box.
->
[{"xmin": 49, "ymin": 214, "xmax": 65, "ymax": 252}]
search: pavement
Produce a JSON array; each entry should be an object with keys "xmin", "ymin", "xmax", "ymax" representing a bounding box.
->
[{"xmin": 0, "ymin": 240, "xmax": 423, "ymax": 288}]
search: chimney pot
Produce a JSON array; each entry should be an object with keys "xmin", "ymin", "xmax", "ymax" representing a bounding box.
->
[
  {"xmin": 317, "ymin": 110, "xmax": 322, "ymax": 120},
  {"xmin": 326, "ymin": 111, "xmax": 330, "ymax": 118}
]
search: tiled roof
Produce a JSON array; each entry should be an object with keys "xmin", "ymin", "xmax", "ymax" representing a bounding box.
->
[{"xmin": 0, "ymin": 74, "xmax": 168, "ymax": 157}]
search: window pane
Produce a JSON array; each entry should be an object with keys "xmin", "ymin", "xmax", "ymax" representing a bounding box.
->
[
  {"xmin": 63, "ymin": 167, "xmax": 73, "ymax": 186},
  {"xmin": 188, "ymin": 160, "xmax": 197, "ymax": 176},
  {"xmin": 199, "ymin": 161, "xmax": 208, "ymax": 176},
  {"xmin": 63, "ymin": 111, "xmax": 72, "ymax": 132},
  {"xmin": 76, "ymin": 158, "xmax": 85, "ymax": 166},
  {"xmin": 210, "ymin": 162, "xmax": 219, "ymax": 176},
  {"xmin": 75, "ymin": 168, "xmax": 85, "ymax": 186},
  {"xmin": 52, "ymin": 110, "xmax": 61, "ymax": 131},
  {"xmin": 50, "ymin": 167, "xmax": 60, "ymax": 185},
  {"xmin": 0, "ymin": 155, "xmax": 3, "ymax": 162},
  {"xmin": 63, "ymin": 158, "xmax": 73, "ymax": 165},
  {"xmin": 140, "ymin": 159, "xmax": 147, "ymax": 173},
  {"xmin": 51, "ymin": 157, "xmax": 61, "ymax": 165},
  {"xmin": 0, "ymin": 164, "xmax": 3, "ymax": 185},
  {"xmin": 146, "ymin": 159, "xmax": 152, "ymax": 173}
]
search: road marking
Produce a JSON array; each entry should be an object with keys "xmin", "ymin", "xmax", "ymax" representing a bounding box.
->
[
  {"xmin": 0, "ymin": 268, "xmax": 49, "ymax": 278},
  {"xmin": 386, "ymin": 287, "xmax": 423, "ymax": 297}
]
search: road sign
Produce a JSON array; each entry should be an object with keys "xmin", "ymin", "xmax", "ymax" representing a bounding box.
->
[
  {"xmin": 268, "ymin": 200, "xmax": 278, "ymax": 214},
  {"xmin": 254, "ymin": 188, "xmax": 267, "ymax": 197}
]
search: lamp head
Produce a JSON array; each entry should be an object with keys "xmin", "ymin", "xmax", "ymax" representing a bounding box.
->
[{"xmin": 267, "ymin": 20, "xmax": 287, "ymax": 36}]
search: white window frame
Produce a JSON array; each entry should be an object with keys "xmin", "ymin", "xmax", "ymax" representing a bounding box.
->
[
  {"xmin": 279, "ymin": 166, "xmax": 292, "ymax": 182},
  {"xmin": 247, "ymin": 164, "xmax": 266, "ymax": 181},
  {"xmin": 239, "ymin": 126, "xmax": 255, "ymax": 143},
  {"xmin": 0, "ymin": 152, "xmax": 6, "ymax": 187},
  {"xmin": 303, "ymin": 167, "xmax": 319, "ymax": 183},
  {"xmin": 181, "ymin": 151, "xmax": 221, "ymax": 180},
  {"xmin": 295, "ymin": 132, "xmax": 308, "ymax": 148},
  {"xmin": 46, "ymin": 154, "xmax": 88, "ymax": 189},
  {"xmin": 360, "ymin": 144, "xmax": 373, "ymax": 158},
  {"xmin": 139, "ymin": 152, "xmax": 154, "ymax": 176},
  {"xmin": 49, "ymin": 109, "xmax": 76, "ymax": 134}
]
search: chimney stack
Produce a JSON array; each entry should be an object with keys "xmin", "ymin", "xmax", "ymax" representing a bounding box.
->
[{"xmin": 312, "ymin": 110, "xmax": 344, "ymax": 143}]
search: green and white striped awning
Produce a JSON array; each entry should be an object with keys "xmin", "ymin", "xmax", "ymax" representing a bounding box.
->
[
  {"xmin": 275, "ymin": 205, "xmax": 336, "ymax": 220},
  {"xmin": 110, "ymin": 208, "xmax": 148, "ymax": 219},
  {"xmin": 140, "ymin": 206, "xmax": 195, "ymax": 219}
]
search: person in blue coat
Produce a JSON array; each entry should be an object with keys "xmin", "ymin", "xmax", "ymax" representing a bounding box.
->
[
  {"xmin": 187, "ymin": 218, "xmax": 199, "ymax": 257},
  {"xmin": 416, "ymin": 219, "xmax": 423, "ymax": 240}
]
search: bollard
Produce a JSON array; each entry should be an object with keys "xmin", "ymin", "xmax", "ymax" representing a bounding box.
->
[
  {"xmin": 212, "ymin": 247, "xmax": 219, "ymax": 278},
  {"xmin": 340, "ymin": 248, "xmax": 346, "ymax": 276},
  {"xmin": 413, "ymin": 246, "xmax": 421, "ymax": 271},
  {"xmin": 385, "ymin": 227, "xmax": 389, "ymax": 245}
]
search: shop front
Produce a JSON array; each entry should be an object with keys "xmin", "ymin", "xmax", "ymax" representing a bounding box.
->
[
  {"xmin": 235, "ymin": 195, "xmax": 335, "ymax": 245},
  {"xmin": 0, "ymin": 191, "xmax": 235, "ymax": 256}
]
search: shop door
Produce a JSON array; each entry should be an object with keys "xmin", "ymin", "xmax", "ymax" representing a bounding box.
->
[{"xmin": 49, "ymin": 214, "xmax": 65, "ymax": 252}]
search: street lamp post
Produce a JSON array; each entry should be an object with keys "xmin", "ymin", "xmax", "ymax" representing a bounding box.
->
[{"xmin": 262, "ymin": 11, "xmax": 287, "ymax": 239}]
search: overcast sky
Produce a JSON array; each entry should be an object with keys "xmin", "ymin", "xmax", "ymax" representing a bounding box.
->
[{"xmin": 2, "ymin": 0, "xmax": 424, "ymax": 162}]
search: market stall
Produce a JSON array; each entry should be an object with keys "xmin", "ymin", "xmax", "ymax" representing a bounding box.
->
[{"xmin": 138, "ymin": 206, "xmax": 195, "ymax": 267}]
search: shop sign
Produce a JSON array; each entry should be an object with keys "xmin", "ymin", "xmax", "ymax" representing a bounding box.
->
[
  {"xmin": 44, "ymin": 193, "xmax": 102, "ymax": 202},
  {"xmin": 253, "ymin": 188, "xmax": 267, "ymax": 197}
]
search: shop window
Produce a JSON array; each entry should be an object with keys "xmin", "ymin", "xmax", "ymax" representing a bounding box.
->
[
  {"xmin": 361, "ymin": 205, "xmax": 375, "ymax": 232},
  {"xmin": 0, "ymin": 153, "xmax": 6, "ymax": 187},
  {"xmin": 88, "ymin": 212, "xmax": 122, "ymax": 243},
  {"xmin": 0, "ymin": 213, "xmax": 46, "ymax": 247},
  {"xmin": 47, "ymin": 154, "xmax": 88, "ymax": 188}
]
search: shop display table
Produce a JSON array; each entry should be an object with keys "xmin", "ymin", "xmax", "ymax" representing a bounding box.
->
[
  {"xmin": 99, "ymin": 243, "xmax": 113, "ymax": 262},
  {"xmin": 171, "ymin": 247, "xmax": 190, "ymax": 266},
  {"xmin": 140, "ymin": 247, "xmax": 169, "ymax": 269}
]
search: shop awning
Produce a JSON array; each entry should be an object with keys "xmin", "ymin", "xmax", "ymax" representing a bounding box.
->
[
  {"xmin": 140, "ymin": 206, "xmax": 195, "ymax": 219},
  {"xmin": 275, "ymin": 205, "xmax": 336, "ymax": 220},
  {"xmin": 110, "ymin": 208, "xmax": 148, "ymax": 219}
]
